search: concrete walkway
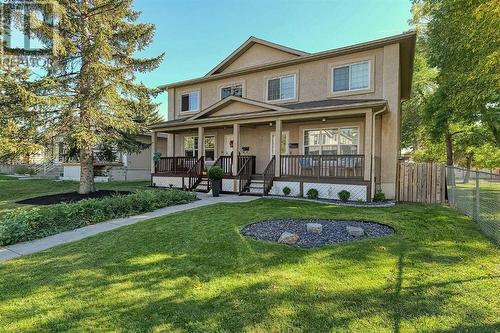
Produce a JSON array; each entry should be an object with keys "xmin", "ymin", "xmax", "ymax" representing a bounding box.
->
[{"xmin": 0, "ymin": 193, "xmax": 258, "ymax": 262}]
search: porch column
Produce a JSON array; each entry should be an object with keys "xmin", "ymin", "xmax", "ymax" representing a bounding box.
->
[
  {"xmin": 151, "ymin": 131, "xmax": 157, "ymax": 174},
  {"xmin": 274, "ymin": 119, "xmax": 282, "ymax": 177},
  {"xmin": 364, "ymin": 110, "xmax": 373, "ymax": 182},
  {"xmin": 167, "ymin": 133, "xmax": 175, "ymax": 157},
  {"xmin": 232, "ymin": 123, "xmax": 240, "ymax": 175},
  {"xmin": 197, "ymin": 126, "xmax": 204, "ymax": 159}
]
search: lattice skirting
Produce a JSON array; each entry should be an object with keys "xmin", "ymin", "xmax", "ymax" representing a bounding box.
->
[
  {"xmin": 222, "ymin": 179, "xmax": 239, "ymax": 192},
  {"xmin": 152, "ymin": 176, "xmax": 184, "ymax": 189},
  {"xmin": 271, "ymin": 181, "xmax": 368, "ymax": 201},
  {"xmin": 270, "ymin": 181, "xmax": 301, "ymax": 197}
]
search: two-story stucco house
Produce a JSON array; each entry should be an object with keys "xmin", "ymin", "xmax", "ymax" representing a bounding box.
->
[{"xmin": 149, "ymin": 32, "xmax": 416, "ymax": 201}]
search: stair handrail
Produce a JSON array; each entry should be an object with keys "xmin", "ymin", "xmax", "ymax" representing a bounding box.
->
[
  {"xmin": 263, "ymin": 156, "xmax": 276, "ymax": 196},
  {"xmin": 237, "ymin": 157, "xmax": 253, "ymax": 195},
  {"xmin": 186, "ymin": 156, "xmax": 204, "ymax": 190}
]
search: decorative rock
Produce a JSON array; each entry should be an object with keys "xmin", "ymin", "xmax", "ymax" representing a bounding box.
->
[
  {"xmin": 346, "ymin": 226, "xmax": 364, "ymax": 237},
  {"xmin": 278, "ymin": 231, "xmax": 299, "ymax": 245},
  {"xmin": 306, "ymin": 223, "xmax": 322, "ymax": 234}
]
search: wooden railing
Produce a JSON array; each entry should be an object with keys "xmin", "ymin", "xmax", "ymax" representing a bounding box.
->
[
  {"xmin": 213, "ymin": 155, "xmax": 233, "ymax": 176},
  {"xmin": 263, "ymin": 156, "xmax": 276, "ymax": 196},
  {"xmin": 155, "ymin": 157, "xmax": 198, "ymax": 174},
  {"xmin": 186, "ymin": 157, "xmax": 204, "ymax": 190},
  {"xmin": 280, "ymin": 155, "xmax": 364, "ymax": 179},
  {"xmin": 238, "ymin": 156, "xmax": 256, "ymax": 174},
  {"xmin": 238, "ymin": 157, "xmax": 253, "ymax": 194}
]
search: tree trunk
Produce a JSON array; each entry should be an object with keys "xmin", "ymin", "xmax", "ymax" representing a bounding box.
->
[
  {"xmin": 464, "ymin": 153, "xmax": 472, "ymax": 183},
  {"xmin": 445, "ymin": 130, "xmax": 454, "ymax": 166},
  {"xmin": 79, "ymin": 143, "xmax": 95, "ymax": 194}
]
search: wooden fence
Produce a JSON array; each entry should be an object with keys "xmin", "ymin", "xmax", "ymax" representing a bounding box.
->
[{"xmin": 397, "ymin": 161, "xmax": 446, "ymax": 204}]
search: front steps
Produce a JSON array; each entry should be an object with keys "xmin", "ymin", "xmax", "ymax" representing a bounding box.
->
[{"xmin": 193, "ymin": 176, "xmax": 210, "ymax": 193}]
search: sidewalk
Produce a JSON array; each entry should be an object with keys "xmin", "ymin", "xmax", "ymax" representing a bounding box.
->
[{"xmin": 0, "ymin": 193, "xmax": 258, "ymax": 261}]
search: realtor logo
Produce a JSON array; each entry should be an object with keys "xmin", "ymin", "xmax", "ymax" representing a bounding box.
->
[{"xmin": 0, "ymin": 0, "xmax": 56, "ymax": 67}]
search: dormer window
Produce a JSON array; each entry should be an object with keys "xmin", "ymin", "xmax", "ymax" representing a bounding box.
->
[
  {"xmin": 332, "ymin": 61, "xmax": 370, "ymax": 92},
  {"xmin": 220, "ymin": 83, "xmax": 243, "ymax": 99},
  {"xmin": 180, "ymin": 90, "xmax": 200, "ymax": 113},
  {"xmin": 266, "ymin": 73, "xmax": 297, "ymax": 102}
]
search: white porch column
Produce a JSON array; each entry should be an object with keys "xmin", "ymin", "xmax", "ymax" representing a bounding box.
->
[
  {"xmin": 364, "ymin": 110, "xmax": 373, "ymax": 182},
  {"xmin": 232, "ymin": 123, "xmax": 240, "ymax": 175},
  {"xmin": 274, "ymin": 119, "xmax": 282, "ymax": 177},
  {"xmin": 167, "ymin": 133, "xmax": 175, "ymax": 157},
  {"xmin": 197, "ymin": 126, "xmax": 204, "ymax": 159},
  {"xmin": 151, "ymin": 131, "xmax": 157, "ymax": 174}
]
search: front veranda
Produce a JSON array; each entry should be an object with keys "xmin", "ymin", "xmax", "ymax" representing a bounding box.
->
[{"xmin": 150, "ymin": 108, "xmax": 384, "ymax": 202}]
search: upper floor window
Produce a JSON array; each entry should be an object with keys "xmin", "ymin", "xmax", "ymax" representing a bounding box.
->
[
  {"xmin": 333, "ymin": 61, "xmax": 369, "ymax": 92},
  {"xmin": 180, "ymin": 90, "xmax": 200, "ymax": 112},
  {"xmin": 220, "ymin": 83, "xmax": 243, "ymax": 99},
  {"xmin": 267, "ymin": 74, "xmax": 296, "ymax": 101}
]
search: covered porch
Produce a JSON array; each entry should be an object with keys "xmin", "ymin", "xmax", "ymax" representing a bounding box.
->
[{"xmin": 150, "ymin": 97, "xmax": 386, "ymax": 201}]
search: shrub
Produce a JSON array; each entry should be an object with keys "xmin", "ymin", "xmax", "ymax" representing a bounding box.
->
[
  {"xmin": 306, "ymin": 188, "xmax": 318, "ymax": 200},
  {"xmin": 0, "ymin": 189, "xmax": 196, "ymax": 246},
  {"xmin": 373, "ymin": 192, "xmax": 386, "ymax": 202},
  {"xmin": 338, "ymin": 190, "xmax": 350, "ymax": 202},
  {"xmin": 14, "ymin": 165, "xmax": 35, "ymax": 175},
  {"xmin": 282, "ymin": 186, "xmax": 291, "ymax": 196},
  {"xmin": 207, "ymin": 166, "xmax": 224, "ymax": 181}
]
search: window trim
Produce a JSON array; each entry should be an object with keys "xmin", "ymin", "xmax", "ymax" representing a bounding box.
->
[
  {"xmin": 178, "ymin": 89, "xmax": 201, "ymax": 115},
  {"xmin": 328, "ymin": 57, "xmax": 375, "ymax": 97},
  {"xmin": 182, "ymin": 134, "xmax": 217, "ymax": 159},
  {"xmin": 301, "ymin": 126, "xmax": 360, "ymax": 155},
  {"xmin": 218, "ymin": 80, "xmax": 246, "ymax": 100},
  {"xmin": 264, "ymin": 72, "xmax": 299, "ymax": 103}
]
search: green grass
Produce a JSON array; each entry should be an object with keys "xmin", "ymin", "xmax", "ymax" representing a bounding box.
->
[
  {"xmin": 1, "ymin": 199, "xmax": 498, "ymax": 332},
  {"xmin": 0, "ymin": 177, "xmax": 150, "ymax": 213}
]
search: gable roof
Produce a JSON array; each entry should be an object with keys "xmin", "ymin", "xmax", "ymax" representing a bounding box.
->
[
  {"xmin": 187, "ymin": 96, "xmax": 288, "ymax": 121},
  {"xmin": 205, "ymin": 36, "xmax": 309, "ymax": 76}
]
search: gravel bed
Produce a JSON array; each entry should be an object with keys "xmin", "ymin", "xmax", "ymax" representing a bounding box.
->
[{"xmin": 241, "ymin": 219, "xmax": 394, "ymax": 248}]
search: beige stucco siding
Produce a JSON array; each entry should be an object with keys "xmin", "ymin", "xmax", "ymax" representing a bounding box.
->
[{"xmin": 127, "ymin": 135, "xmax": 167, "ymax": 170}]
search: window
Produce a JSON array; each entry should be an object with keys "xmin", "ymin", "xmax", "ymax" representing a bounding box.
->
[
  {"xmin": 183, "ymin": 135, "xmax": 215, "ymax": 160},
  {"xmin": 332, "ymin": 61, "xmax": 369, "ymax": 92},
  {"xmin": 220, "ymin": 84, "xmax": 243, "ymax": 99},
  {"xmin": 267, "ymin": 74, "xmax": 296, "ymax": 101},
  {"xmin": 180, "ymin": 91, "xmax": 200, "ymax": 112},
  {"xmin": 304, "ymin": 127, "xmax": 359, "ymax": 155}
]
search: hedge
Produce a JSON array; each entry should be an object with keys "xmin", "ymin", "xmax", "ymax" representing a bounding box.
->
[{"xmin": 0, "ymin": 189, "xmax": 197, "ymax": 246}]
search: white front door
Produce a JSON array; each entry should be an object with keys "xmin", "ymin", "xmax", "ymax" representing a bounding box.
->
[
  {"xmin": 224, "ymin": 135, "xmax": 234, "ymax": 156},
  {"xmin": 270, "ymin": 131, "xmax": 290, "ymax": 158}
]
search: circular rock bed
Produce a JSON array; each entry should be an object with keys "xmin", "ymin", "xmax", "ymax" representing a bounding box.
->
[{"xmin": 241, "ymin": 219, "xmax": 394, "ymax": 248}]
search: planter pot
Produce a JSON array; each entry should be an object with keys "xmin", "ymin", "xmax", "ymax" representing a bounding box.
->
[{"xmin": 211, "ymin": 179, "xmax": 222, "ymax": 197}]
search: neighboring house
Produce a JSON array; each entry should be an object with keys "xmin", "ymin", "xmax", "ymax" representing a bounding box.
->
[{"xmin": 149, "ymin": 32, "xmax": 416, "ymax": 200}]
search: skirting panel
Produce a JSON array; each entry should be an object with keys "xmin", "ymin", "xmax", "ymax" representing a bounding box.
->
[
  {"xmin": 222, "ymin": 179, "xmax": 238, "ymax": 192},
  {"xmin": 270, "ymin": 181, "xmax": 301, "ymax": 197},
  {"xmin": 152, "ymin": 176, "xmax": 184, "ymax": 188},
  {"xmin": 303, "ymin": 182, "xmax": 367, "ymax": 201}
]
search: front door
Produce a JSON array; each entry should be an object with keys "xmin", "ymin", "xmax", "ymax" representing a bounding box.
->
[
  {"xmin": 270, "ymin": 131, "xmax": 289, "ymax": 158},
  {"xmin": 224, "ymin": 134, "xmax": 234, "ymax": 156}
]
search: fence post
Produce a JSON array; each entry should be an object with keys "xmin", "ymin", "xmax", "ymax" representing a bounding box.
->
[{"xmin": 473, "ymin": 170, "xmax": 480, "ymax": 220}]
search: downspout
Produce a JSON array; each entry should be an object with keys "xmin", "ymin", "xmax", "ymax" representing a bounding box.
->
[{"xmin": 371, "ymin": 106, "xmax": 387, "ymax": 199}]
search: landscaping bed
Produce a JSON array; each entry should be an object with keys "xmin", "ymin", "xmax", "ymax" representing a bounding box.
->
[
  {"xmin": 15, "ymin": 190, "xmax": 131, "ymax": 205},
  {"xmin": 241, "ymin": 219, "xmax": 394, "ymax": 248}
]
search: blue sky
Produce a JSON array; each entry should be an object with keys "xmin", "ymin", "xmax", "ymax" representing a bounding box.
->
[{"xmin": 133, "ymin": 0, "xmax": 412, "ymax": 118}]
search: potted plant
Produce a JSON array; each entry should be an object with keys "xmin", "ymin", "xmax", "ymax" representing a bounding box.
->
[{"xmin": 208, "ymin": 166, "xmax": 224, "ymax": 197}]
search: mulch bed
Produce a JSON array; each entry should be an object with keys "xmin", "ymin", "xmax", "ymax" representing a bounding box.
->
[
  {"xmin": 16, "ymin": 190, "xmax": 131, "ymax": 206},
  {"xmin": 241, "ymin": 219, "xmax": 394, "ymax": 248}
]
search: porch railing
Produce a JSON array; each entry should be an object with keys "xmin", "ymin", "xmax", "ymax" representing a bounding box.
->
[
  {"xmin": 214, "ymin": 155, "xmax": 233, "ymax": 176},
  {"xmin": 280, "ymin": 155, "xmax": 364, "ymax": 179},
  {"xmin": 186, "ymin": 157, "xmax": 204, "ymax": 190},
  {"xmin": 155, "ymin": 157, "xmax": 198, "ymax": 174},
  {"xmin": 238, "ymin": 157, "xmax": 253, "ymax": 194},
  {"xmin": 263, "ymin": 156, "xmax": 276, "ymax": 196}
]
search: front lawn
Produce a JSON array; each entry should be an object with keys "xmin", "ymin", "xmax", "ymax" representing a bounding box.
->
[
  {"xmin": 0, "ymin": 199, "xmax": 498, "ymax": 332},
  {"xmin": 0, "ymin": 177, "xmax": 150, "ymax": 213}
]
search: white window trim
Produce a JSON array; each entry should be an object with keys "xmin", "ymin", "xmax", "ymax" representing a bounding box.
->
[
  {"xmin": 270, "ymin": 131, "xmax": 290, "ymax": 158},
  {"xmin": 328, "ymin": 56, "xmax": 375, "ymax": 98},
  {"xmin": 218, "ymin": 80, "xmax": 246, "ymax": 100},
  {"xmin": 301, "ymin": 126, "xmax": 360, "ymax": 155},
  {"xmin": 264, "ymin": 71, "xmax": 299, "ymax": 103},
  {"xmin": 178, "ymin": 89, "xmax": 201, "ymax": 115},
  {"xmin": 182, "ymin": 134, "xmax": 217, "ymax": 158}
]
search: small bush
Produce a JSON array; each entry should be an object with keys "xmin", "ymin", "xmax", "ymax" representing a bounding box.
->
[
  {"xmin": 282, "ymin": 186, "xmax": 291, "ymax": 196},
  {"xmin": 207, "ymin": 166, "xmax": 224, "ymax": 181},
  {"xmin": 338, "ymin": 190, "xmax": 350, "ymax": 202},
  {"xmin": 0, "ymin": 189, "xmax": 196, "ymax": 246},
  {"xmin": 373, "ymin": 192, "xmax": 386, "ymax": 202},
  {"xmin": 306, "ymin": 188, "xmax": 318, "ymax": 200},
  {"xmin": 14, "ymin": 165, "xmax": 35, "ymax": 175}
]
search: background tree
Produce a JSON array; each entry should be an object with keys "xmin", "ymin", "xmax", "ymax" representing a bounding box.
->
[{"xmin": 29, "ymin": 0, "xmax": 164, "ymax": 193}]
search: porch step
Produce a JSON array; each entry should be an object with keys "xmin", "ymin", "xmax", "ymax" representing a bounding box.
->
[{"xmin": 194, "ymin": 177, "xmax": 210, "ymax": 193}]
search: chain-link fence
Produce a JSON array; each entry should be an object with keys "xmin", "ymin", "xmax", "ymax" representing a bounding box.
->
[{"xmin": 447, "ymin": 166, "xmax": 500, "ymax": 244}]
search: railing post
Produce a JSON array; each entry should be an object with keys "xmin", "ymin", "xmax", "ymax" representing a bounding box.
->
[
  {"xmin": 274, "ymin": 119, "xmax": 282, "ymax": 177},
  {"xmin": 151, "ymin": 131, "xmax": 157, "ymax": 174}
]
